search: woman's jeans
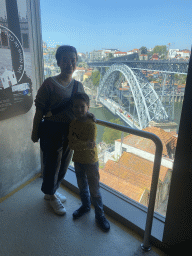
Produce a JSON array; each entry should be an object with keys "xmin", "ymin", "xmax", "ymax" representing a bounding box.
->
[
  {"xmin": 40, "ymin": 120, "xmax": 73, "ymax": 195},
  {"xmin": 74, "ymin": 161, "xmax": 104, "ymax": 218}
]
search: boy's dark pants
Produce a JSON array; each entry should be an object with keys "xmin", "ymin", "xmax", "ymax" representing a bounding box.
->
[
  {"xmin": 74, "ymin": 161, "xmax": 104, "ymax": 218},
  {"xmin": 40, "ymin": 120, "xmax": 73, "ymax": 195}
]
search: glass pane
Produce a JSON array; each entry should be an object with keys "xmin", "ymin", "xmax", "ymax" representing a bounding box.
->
[
  {"xmin": 89, "ymin": 72, "xmax": 187, "ymax": 217},
  {"xmin": 40, "ymin": 0, "xmax": 191, "ymax": 218},
  {"xmin": 92, "ymin": 119, "xmax": 177, "ymax": 217},
  {"xmin": 0, "ymin": 0, "xmax": 33, "ymax": 121},
  {"xmin": 89, "ymin": 94, "xmax": 183, "ymax": 217},
  {"xmin": 98, "ymin": 128, "xmax": 155, "ymax": 209}
]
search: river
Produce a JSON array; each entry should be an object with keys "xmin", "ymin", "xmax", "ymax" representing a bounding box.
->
[{"xmin": 90, "ymin": 102, "xmax": 183, "ymax": 144}]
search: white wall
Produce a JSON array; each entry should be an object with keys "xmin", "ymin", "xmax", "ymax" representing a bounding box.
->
[{"xmin": 114, "ymin": 141, "xmax": 173, "ymax": 169}]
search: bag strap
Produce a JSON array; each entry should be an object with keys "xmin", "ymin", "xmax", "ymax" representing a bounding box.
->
[
  {"xmin": 51, "ymin": 80, "xmax": 78, "ymax": 116},
  {"xmin": 71, "ymin": 79, "xmax": 78, "ymax": 95}
]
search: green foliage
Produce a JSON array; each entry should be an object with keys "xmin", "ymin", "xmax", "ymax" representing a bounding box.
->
[
  {"xmin": 108, "ymin": 53, "xmax": 114, "ymax": 59},
  {"xmin": 78, "ymin": 62, "xmax": 87, "ymax": 68},
  {"xmin": 174, "ymin": 74, "xmax": 187, "ymax": 85},
  {"xmin": 148, "ymin": 76, "xmax": 154, "ymax": 82},
  {"xmin": 152, "ymin": 45, "xmax": 167, "ymax": 59},
  {"xmin": 49, "ymin": 50, "xmax": 56, "ymax": 56},
  {"xmin": 92, "ymin": 70, "xmax": 100, "ymax": 87},
  {"xmin": 102, "ymin": 118, "xmax": 123, "ymax": 144},
  {"xmin": 140, "ymin": 46, "xmax": 148, "ymax": 54},
  {"xmin": 181, "ymin": 75, "xmax": 187, "ymax": 85}
]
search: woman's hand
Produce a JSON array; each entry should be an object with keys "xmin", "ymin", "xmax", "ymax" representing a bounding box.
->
[
  {"xmin": 87, "ymin": 112, "xmax": 96, "ymax": 122},
  {"xmin": 31, "ymin": 131, "xmax": 39, "ymax": 143},
  {"xmin": 31, "ymin": 108, "xmax": 44, "ymax": 143}
]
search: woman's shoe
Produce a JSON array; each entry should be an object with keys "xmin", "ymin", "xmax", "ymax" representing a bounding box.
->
[
  {"xmin": 44, "ymin": 192, "xmax": 66, "ymax": 203},
  {"xmin": 49, "ymin": 197, "xmax": 66, "ymax": 215}
]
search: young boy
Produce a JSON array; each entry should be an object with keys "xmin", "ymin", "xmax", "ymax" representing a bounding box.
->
[{"xmin": 68, "ymin": 92, "xmax": 110, "ymax": 232}]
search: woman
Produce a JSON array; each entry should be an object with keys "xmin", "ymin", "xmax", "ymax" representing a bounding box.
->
[{"xmin": 31, "ymin": 45, "xmax": 90, "ymax": 215}]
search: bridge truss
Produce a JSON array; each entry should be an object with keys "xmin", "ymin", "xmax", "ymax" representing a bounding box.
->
[{"xmin": 98, "ymin": 64, "xmax": 169, "ymax": 129}]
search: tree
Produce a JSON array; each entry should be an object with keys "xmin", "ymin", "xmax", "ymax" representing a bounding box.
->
[
  {"xmin": 108, "ymin": 53, "xmax": 114, "ymax": 59},
  {"xmin": 140, "ymin": 46, "xmax": 148, "ymax": 55},
  {"xmin": 102, "ymin": 118, "xmax": 123, "ymax": 144},
  {"xmin": 78, "ymin": 62, "xmax": 87, "ymax": 68},
  {"xmin": 91, "ymin": 70, "xmax": 100, "ymax": 87},
  {"xmin": 152, "ymin": 45, "xmax": 167, "ymax": 59},
  {"xmin": 174, "ymin": 74, "xmax": 187, "ymax": 85}
]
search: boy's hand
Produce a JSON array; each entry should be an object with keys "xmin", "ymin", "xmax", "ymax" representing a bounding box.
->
[{"xmin": 87, "ymin": 140, "xmax": 96, "ymax": 149}]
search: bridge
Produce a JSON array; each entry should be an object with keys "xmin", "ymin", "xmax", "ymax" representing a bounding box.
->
[
  {"xmin": 88, "ymin": 55, "xmax": 189, "ymax": 129},
  {"xmin": 88, "ymin": 53, "xmax": 189, "ymax": 74}
]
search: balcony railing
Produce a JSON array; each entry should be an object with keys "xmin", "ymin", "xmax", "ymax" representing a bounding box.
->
[{"xmin": 95, "ymin": 119, "xmax": 163, "ymax": 252}]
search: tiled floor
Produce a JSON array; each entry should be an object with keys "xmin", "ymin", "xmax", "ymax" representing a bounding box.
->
[{"xmin": 0, "ymin": 177, "xmax": 166, "ymax": 256}]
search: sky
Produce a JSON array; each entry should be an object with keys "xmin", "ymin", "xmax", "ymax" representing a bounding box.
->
[
  {"xmin": 40, "ymin": 0, "xmax": 192, "ymax": 53},
  {"xmin": 1, "ymin": 0, "xmax": 191, "ymax": 53}
]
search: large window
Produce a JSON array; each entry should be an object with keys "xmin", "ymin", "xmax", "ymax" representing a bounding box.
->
[{"xmin": 40, "ymin": 0, "xmax": 191, "ymax": 221}]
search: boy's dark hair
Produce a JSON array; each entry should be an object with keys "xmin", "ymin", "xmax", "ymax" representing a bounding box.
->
[
  {"xmin": 55, "ymin": 45, "xmax": 78, "ymax": 65},
  {"xmin": 71, "ymin": 92, "xmax": 90, "ymax": 106}
]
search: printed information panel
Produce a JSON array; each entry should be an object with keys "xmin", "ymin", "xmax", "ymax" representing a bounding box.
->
[{"xmin": 0, "ymin": 0, "xmax": 33, "ymax": 121}]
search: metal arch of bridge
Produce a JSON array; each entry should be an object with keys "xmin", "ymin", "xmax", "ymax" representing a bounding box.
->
[{"xmin": 98, "ymin": 64, "xmax": 169, "ymax": 129}]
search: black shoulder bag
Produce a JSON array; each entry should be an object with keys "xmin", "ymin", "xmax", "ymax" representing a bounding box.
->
[
  {"xmin": 38, "ymin": 80, "xmax": 78, "ymax": 139},
  {"xmin": 51, "ymin": 80, "xmax": 79, "ymax": 116}
]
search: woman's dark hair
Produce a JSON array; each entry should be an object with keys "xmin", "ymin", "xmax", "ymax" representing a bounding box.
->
[
  {"xmin": 55, "ymin": 45, "xmax": 78, "ymax": 65},
  {"xmin": 71, "ymin": 92, "xmax": 90, "ymax": 106}
]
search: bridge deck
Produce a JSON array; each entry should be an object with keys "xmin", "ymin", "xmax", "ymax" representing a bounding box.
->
[
  {"xmin": 99, "ymin": 97, "xmax": 140, "ymax": 129},
  {"xmin": 88, "ymin": 59, "xmax": 189, "ymax": 74}
]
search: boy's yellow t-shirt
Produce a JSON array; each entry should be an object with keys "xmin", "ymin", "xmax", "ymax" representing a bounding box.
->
[{"xmin": 68, "ymin": 118, "xmax": 98, "ymax": 164}]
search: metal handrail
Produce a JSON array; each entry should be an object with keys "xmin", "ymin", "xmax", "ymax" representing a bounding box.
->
[{"xmin": 96, "ymin": 119, "xmax": 163, "ymax": 252}]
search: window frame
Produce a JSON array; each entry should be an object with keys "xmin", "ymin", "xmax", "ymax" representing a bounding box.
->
[{"xmin": 31, "ymin": 0, "xmax": 192, "ymax": 251}]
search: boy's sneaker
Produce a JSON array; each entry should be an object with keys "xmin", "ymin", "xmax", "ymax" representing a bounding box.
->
[
  {"xmin": 44, "ymin": 192, "xmax": 66, "ymax": 203},
  {"xmin": 95, "ymin": 215, "xmax": 110, "ymax": 232},
  {"xmin": 73, "ymin": 205, "xmax": 91, "ymax": 220},
  {"xmin": 50, "ymin": 198, "xmax": 66, "ymax": 215}
]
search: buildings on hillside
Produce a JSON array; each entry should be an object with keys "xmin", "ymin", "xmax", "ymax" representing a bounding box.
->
[
  {"xmin": 88, "ymin": 48, "xmax": 140, "ymax": 61},
  {"xmin": 42, "ymin": 42, "xmax": 190, "ymax": 66},
  {"xmin": 99, "ymin": 126, "xmax": 177, "ymax": 216},
  {"xmin": 72, "ymin": 67, "xmax": 93, "ymax": 82},
  {"xmin": 114, "ymin": 51, "xmax": 127, "ymax": 57},
  {"xmin": 139, "ymin": 54, "xmax": 148, "ymax": 60},
  {"xmin": 89, "ymin": 49, "xmax": 119, "ymax": 61},
  {"xmin": 151, "ymin": 53, "xmax": 159, "ymax": 60},
  {"xmin": 168, "ymin": 49, "xmax": 190, "ymax": 60}
]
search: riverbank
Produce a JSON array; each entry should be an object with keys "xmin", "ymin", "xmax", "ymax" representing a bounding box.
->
[
  {"xmin": 90, "ymin": 104, "xmax": 103, "ymax": 108},
  {"xmin": 90, "ymin": 101, "xmax": 183, "ymax": 144},
  {"xmin": 90, "ymin": 99, "xmax": 102, "ymax": 108}
]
